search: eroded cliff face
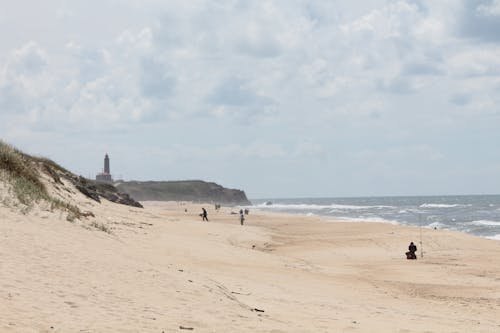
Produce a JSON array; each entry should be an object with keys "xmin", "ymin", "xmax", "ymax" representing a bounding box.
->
[{"xmin": 115, "ymin": 180, "xmax": 251, "ymax": 205}]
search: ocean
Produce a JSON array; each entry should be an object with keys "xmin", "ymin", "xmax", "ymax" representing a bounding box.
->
[{"xmin": 250, "ymin": 195, "xmax": 500, "ymax": 240}]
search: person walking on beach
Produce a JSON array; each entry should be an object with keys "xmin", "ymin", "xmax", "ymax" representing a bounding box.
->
[
  {"xmin": 406, "ymin": 241, "xmax": 417, "ymax": 259},
  {"xmin": 239, "ymin": 210, "xmax": 245, "ymax": 225},
  {"xmin": 202, "ymin": 208, "xmax": 208, "ymax": 222}
]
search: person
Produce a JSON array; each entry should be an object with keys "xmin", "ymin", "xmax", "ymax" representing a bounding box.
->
[
  {"xmin": 406, "ymin": 241, "xmax": 417, "ymax": 259},
  {"xmin": 202, "ymin": 208, "xmax": 208, "ymax": 222},
  {"xmin": 240, "ymin": 210, "xmax": 245, "ymax": 225}
]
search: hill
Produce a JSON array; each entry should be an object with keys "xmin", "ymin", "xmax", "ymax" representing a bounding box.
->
[
  {"xmin": 0, "ymin": 141, "xmax": 142, "ymax": 219},
  {"xmin": 114, "ymin": 180, "xmax": 251, "ymax": 205}
]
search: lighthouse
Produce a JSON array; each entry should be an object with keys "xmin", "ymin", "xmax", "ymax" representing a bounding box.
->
[
  {"xmin": 104, "ymin": 154, "xmax": 110, "ymax": 174},
  {"xmin": 96, "ymin": 153, "xmax": 113, "ymax": 182}
]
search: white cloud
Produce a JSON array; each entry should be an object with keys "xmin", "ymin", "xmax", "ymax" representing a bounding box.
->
[
  {"xmin": 9, "ymin": 41, "xmax": 48, "ymax": 76},
  {"xmin": 449, "ymin": 47, "xmax": 500, "ymax": 77},
  {"xmin": 340, "ymin": 2, "xmax": 421, "ymax": 39},
  {"xmin": 477, "ymin": 0, "xmax": 500, "ymax": 16}
]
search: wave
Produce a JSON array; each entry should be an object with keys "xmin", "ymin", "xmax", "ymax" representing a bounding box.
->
[
  {"xmin": 426, "ymin": 222, "xmax": 448, "ymax": 229},
  {"xmin": 329, "ymin": 216, "xmax": 399, "ymax": 225},
  {"xmin": 419, "ymin": 203, "xmax": 467, "ymax": 208},
  {"xmin": 467, "ymin": 220, "xmax": 500, "ymax": 226},
  {"xmin": 486, "ymin": 234, "xmax": 500, "ymax": 241},
  {"xmin": 254, "ymin": 203, "xmax": 393, "ymax": 210}
]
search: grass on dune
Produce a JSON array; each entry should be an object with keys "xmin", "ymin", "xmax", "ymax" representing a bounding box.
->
[{"xmin": 0, "ymin": 140, "xmax": 82, "ymax": 217}]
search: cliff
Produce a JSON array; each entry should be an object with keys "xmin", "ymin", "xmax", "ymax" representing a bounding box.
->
[{"xmin": 114, "ymin": 180, "xmax": 251, "ymax": 205}]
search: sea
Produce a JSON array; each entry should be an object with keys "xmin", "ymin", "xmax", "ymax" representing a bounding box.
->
[{"xmin": 250, "ymin": 195, "xmax": 500, "ymax": 241}]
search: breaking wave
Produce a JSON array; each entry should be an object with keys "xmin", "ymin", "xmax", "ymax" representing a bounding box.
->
[
  {"xmin": 419, "ymin": 203, "xmax": 467, "ymax": 208},
  {"xmin": 467, "ymin": 220, "xmax": 500, "ymax": 226},
  {"xmin": 329, "ymin": 216, "xmax": 399, "ymax": 225},
  {"xmin": 255, "ymin": 203, "xmax": 393, "ymax": 210}
]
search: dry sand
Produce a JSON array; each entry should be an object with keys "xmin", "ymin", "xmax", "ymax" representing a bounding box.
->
[{"xmin": 1, "ymin": 193, "xmax": 500, "ymax": 332}]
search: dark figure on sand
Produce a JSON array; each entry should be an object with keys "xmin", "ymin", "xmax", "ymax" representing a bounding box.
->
[
  {"xmin": 202, "ymin": 208, "xmax": 208, "ymax": 222},
  {"xmin": 406, "ymin": 241, "xmax": 417, "ymax": 260},
  {"xmin": 240, "ymin": 211, "xmax": 245, "ymax": 225}
]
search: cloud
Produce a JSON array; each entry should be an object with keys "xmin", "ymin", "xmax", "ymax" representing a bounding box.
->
[
  {"xmin": 208, "ymin": 77, "xmax": 271, "ymax": 107},
  {"xmin": 448, "ymin": 47, "xmax": 500, "ymax": 77},
  {"xmin": 378, "ymin": 76, "xmax": 418, "ymax": 94},
  {"xmin": 449, "ymin": 93, "xmax": 471, "ymax": 106},
  {"xmin": 460, "ymin": 0, "xmax": 500, "ymax": 42},
  {"xmin": 206, "ymin": 77, "xmax": 274, "ymax": 120},
  {"xmin": 476, "ymin": 0, "xmax": 500, "ymax": 16},
  {"xmin": 8, "ymin": 41, "xmax": 48, "ymax": 76},
  {"xmin": 73, "ymin": 48, "xmax": 111, "ymax": 83},
  {"xmin": 401, "ymin": 62, "xmax": 443, "ymax": 76},
  {"xmin": 139, "ymin": 57, "xmax": 175, "ymax": 99},
  {"xmin": 0, "ymin": 41, "xmax": 51, "ymax": 116},
  {"xmin": 292, "ymin": 141, "xmax": 327, "ymax": 160},
  {"xmin": 340, "ymin": 2, "xmax": 422, "ymax": 39}
]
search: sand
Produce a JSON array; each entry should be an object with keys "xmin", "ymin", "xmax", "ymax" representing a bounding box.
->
[{"xmin": 1, "ymin": 194, "xmax": 500, "ymax": 332}]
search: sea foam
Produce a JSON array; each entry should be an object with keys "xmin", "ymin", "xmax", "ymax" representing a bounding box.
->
[
  {"xmin": 468, "ymin": 220, "xmax": 500, "ymax": 226},
  {"xmin": 486, "ymin": 234, "xmax": 500, "ymax": 241},
  {"xmin": 419, "ymin": 203, "xmax": 466, "ymax": 208},
  {"xmin": 255, "ymin": 203, "xmax": 393, "ymax": 210},
  {"xmin": 426, "ymin": 222, "xmax": 448, "ymax": 229},
  {"xmin": 330, "ymin": 216, "xmax": 399, "ymax": 225}
]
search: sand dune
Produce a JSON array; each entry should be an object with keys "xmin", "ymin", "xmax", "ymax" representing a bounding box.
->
[{"xmin": 1, "ymin": 195, "xmax": 500, "ymax": 332}]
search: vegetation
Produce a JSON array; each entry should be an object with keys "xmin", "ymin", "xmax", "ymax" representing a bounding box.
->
[
  {"xmin": 0, "ymin": 140, "xmax": 82, "ymax": 217},
  {"xmin": 90, "ymin": 221, "xmax": 111, "ymax": 233},
  {"xmin": 0, "ymin": 141, "xmax": 49, "ymax": 205}
]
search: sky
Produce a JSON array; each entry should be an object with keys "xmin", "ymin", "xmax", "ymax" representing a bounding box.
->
[{"xmin": 1, "ymin": 0, "xmax": 500, "ymax": 199}]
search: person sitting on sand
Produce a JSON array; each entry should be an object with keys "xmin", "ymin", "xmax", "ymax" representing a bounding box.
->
[
  {"xmin": 202, "ymin": 208, "xmax": 208, "ymax": 222},
  {"xmin": 406, "ymin": 241, "xmax": 417, "ymax": 259}
]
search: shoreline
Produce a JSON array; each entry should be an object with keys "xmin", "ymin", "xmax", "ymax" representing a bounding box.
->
[
  {"xmin": 253, "ymin": 207, "xmax": 500, "ymax": 242},
  {"xmin": 247, "ymin": 195, "xmax": 500, "ymax": 242},
  {"xmin": 1, "ymin": 200, "xmax": 500, "ymax": 332}
]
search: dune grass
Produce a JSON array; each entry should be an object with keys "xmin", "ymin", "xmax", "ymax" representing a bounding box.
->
[
  {"xmin": 0, "ymin": 141, "xmax": 48, "ymax": 205},
  {"xmin": 0, "ymin": 140, "xmax": 82, "ymax": 217}
]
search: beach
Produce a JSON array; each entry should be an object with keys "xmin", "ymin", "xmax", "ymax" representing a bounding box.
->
[{"xmin": 1, "ymin": 199, "xmax": 500, "ymax": 332}]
